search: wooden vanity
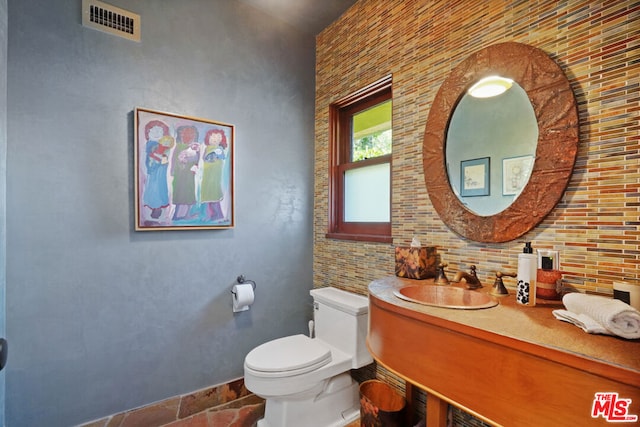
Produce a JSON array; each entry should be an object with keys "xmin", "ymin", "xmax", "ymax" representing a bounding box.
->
[{"xmin": 367, "ymin": 277, "xmax": 640, "ymax": 427}]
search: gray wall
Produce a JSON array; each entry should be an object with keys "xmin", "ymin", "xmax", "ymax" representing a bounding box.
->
[
  {"xmin": 5, "ymin": 1, "xmax": 315, "ymax": 426},
  {"xmin": 0, "ymin": 0, "xmax": 7, "ymax": 425}
]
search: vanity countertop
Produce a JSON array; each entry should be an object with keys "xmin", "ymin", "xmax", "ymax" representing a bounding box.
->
[
  {"xmin": 368, "ymin": 276, "xmax": 640, "ymax": 426},
  {"xmin": 368, "ymin": 276, "xmax": 640, "ymax": 380}
]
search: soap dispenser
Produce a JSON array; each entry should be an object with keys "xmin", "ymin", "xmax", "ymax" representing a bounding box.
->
[{"xmin": 516, "ymin": 242, "xmax": 537, "ymax": 306}]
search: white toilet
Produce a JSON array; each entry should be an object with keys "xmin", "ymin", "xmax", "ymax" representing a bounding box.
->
[{"xmin": 244, "ymin": 286, "xmax": 372, "ymax": 427}]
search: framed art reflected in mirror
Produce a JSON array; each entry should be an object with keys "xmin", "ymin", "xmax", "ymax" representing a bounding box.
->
[
  {"xmin": 502, "ymin": 155, "xmax": 534, "ymax": 196},
  {"xmin": 460, "ymin": 157, "xmax": 489, "ymax": 197}
]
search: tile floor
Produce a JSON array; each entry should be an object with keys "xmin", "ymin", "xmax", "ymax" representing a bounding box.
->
[
  {"xmin": 159, "ymin": 394, "xmax": 265, "ymax": 427},
  {"xmin": 78, "ymin": 379, "xmax": 265, "ymax": 427},
  {"xmin": 78, "ymin": 377, "xmax": 362, "ymax": 427}
]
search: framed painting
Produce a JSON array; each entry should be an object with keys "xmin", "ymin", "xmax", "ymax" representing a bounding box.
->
[
  {"xmin": 502, "ymin": 155, "xmax": 534, "ymax": 196},
  {"xmin": 134, "ymin": 108, "xmax": 234, "ymax": 230},
  {"xmin": 460, "ymin": 157, "xmax": 489, "ymax": 197}
]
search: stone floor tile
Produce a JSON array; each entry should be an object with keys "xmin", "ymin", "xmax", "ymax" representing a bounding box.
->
[
  {"xmin": 119, "ymin": 397, "xmax": 180, "ymax": 427},
  {"xmin": 178, "ymin": 386, "xmax": 220, "ymax": 419},
  {"xmin": 105, "ymin": 413, "xmax": 126, "ymax": 427},
  {"xmin": 207, "ymin": 401, "xmax": 265, "ymax": 427},
  {"xmin": 77, "ymin": 419, "xmax": 109, "ymax": 427},
  {"xmin": 221, "ymin": 378, "xmax": 251, "ymax": 401},
  {"xmin": 162, "ymin": 412, "xmax": 209, "ymax": 427},
  {"xmin": 229, "ymin": 403, "xmax": 265, "ymax": 427},
  {"xmin": 215, "ymin": 393, "xmax": 263, "ymax": 411}
]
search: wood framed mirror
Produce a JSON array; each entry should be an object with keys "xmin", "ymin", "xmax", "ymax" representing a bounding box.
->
[{"xmin": 423, "ymin": 42, "xmax": 579, "ymax": 243}]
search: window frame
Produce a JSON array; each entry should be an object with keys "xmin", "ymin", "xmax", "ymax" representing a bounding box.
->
[{"xmin": 327, "ymin": 75, "xmax": 392, "ymax": 243}]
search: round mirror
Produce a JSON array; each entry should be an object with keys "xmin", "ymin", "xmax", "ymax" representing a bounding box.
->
[
  {"xmin": 446, "ymin": 81, "xmax": 538, "ymax": 216},
  {"xmin": 423, "ymin": 42, "xmax": 578, "ymax": 243}
]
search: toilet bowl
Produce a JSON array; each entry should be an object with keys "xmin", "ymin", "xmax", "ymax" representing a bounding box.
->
[{"xmin": 244, "ymin": 287, "xmax": 372, "ymax": 427}]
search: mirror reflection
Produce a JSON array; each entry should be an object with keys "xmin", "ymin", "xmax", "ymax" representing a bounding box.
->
[
  {"xmin": 423, "ymin": 41, "xmax": 579, "ymax": 243},
  {"xmin": 446, "ymin": 80, "xmax": 538, "ymax": 216}
]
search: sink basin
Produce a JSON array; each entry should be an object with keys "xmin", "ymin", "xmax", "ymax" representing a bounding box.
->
[{"xmin": 394, "ymin": 285, "xmax": 498, "ymax": 309}]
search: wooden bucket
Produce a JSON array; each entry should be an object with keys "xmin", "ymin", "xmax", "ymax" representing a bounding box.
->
[{"xmin": 359, "ymin": 380, "xmax": 406, "ymax": 427}]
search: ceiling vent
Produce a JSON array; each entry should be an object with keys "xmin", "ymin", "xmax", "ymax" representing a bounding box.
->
[{"xmin": 82, "ymin": 0, "xmax": 140, "ymax": 42}]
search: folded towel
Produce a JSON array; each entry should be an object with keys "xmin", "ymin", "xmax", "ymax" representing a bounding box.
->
[
  {"xmin": 553, "ymin": 293, "xmax": 640, "ymax": 339},
  {"xmin": 552, "ymin": 310, "xmax": 610, "ymax": 335}
]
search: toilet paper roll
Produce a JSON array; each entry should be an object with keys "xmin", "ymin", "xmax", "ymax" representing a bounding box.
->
[{"xmin": 232, "ymin": 283, "xmax": 254, "ymax": 312}]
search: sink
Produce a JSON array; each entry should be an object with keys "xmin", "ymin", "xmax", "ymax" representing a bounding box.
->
[{"xmin": 394, "ymin": 285, "xmax": 498, "ymax": 309}]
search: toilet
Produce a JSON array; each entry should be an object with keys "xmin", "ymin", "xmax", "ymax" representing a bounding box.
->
[{"xmin": 244, "ymin": 286, "xmax": 372, "ymax": 427}]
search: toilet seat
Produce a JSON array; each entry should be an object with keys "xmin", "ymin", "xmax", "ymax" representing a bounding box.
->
[{"xmin": 245, "ymin": 334, "xmax": 332, "ymax": 378}]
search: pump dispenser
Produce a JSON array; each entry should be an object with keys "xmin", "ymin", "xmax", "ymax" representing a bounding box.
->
[{"xmin": 516, "ymin": 242, "xmax": 537, "ymax": 306}]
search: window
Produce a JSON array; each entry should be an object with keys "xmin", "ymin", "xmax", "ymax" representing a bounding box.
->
[{"xmin": 327, "ymin": 75, "xmax": 392, "ymax": 242}]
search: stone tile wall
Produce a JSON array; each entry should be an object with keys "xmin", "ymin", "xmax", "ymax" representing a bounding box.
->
[
  {"xmin": 314, "ymin": 0, "xmax": 638, "ymax": 322},
  {"xmin": 314, "ymin": 0, "xmax": 640, "ymax": 316},
  {"xmin": 314, "ymin": 0, "xmax": 638, "ymax": 423}
]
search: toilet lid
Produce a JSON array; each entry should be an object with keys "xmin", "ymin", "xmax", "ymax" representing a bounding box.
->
[{"xmin": 245, "ymin": 334, "xmax": 331, "ymax": 376}]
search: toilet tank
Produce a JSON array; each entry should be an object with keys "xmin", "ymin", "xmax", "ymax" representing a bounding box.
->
[{"xmin": 310, "ymin": 287, "xmax": 373, "ymax": 369}]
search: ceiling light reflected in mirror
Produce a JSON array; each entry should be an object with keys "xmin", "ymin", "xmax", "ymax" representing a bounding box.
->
[{"xmin": 468, "ymin": 76, "xmax": 514, "ymax": 98}]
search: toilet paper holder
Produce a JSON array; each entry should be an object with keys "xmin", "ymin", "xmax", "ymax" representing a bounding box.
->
[
  {"xmin": 232, "ymin": 275, "xmax": 256, "ymax": 293},
  {"xmin": 231, "ymin": 275, "xmax": 256, "ymax": 313}
]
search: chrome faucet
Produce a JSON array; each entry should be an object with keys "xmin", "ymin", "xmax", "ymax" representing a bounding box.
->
[{"xmin": 452, "ymin": 265, "xmax": 482, "ymax": 289}]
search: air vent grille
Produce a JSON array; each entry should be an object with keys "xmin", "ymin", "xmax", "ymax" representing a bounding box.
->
[{"xmin": 82, "ymin": 0, "xmax": 140, "ymax": 42}]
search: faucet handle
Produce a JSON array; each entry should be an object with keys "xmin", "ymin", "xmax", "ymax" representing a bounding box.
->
[
  {"xmin": 466, "ymin": 265, "xmax": 482, "ymax": 289},
  {"xmin": 469, "ymin": 265, "xmax": 477, "ymax": 277},
  {"xmin": 498, "ymin": 271, "xmax": 517, "ymax": 278},
  {"xmin": 490, "ymin": 271, "xmax": 517, "ymax": 296},
  {"xmin": 435, "ymin": 263, "xmax": 449, "ymax": 285}
]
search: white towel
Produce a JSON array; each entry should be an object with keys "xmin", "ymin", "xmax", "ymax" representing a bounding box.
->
[
  {"xmin": 552, "ymin": 310, "xmax": 610, "ymax": 335},
  {"xmin": 553, "ymin": 293, "xmax": 640, "ymax": 339}
]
